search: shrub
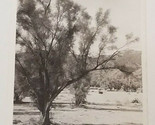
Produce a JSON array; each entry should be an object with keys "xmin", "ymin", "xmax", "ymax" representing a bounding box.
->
[
  {"xmin": 132, "ymin": 98, "xmax": 140, "ymax": 103},
  {"xmin": 73, "ymin": 76, "xmax": 90, "ymax": 106}
]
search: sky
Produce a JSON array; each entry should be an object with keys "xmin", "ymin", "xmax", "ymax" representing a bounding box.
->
[
  {"xmin": 73, "ymin": 0, "xmax": 143, "ymax": 54},
  {"xmin": 17, "ymin": 0, "xmax": 143, "ymax": 55}
]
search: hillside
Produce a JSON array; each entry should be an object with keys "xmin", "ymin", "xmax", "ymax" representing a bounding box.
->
[{"xmin": 89, "ymin": 50, "xmax": 142, "ymax": 91}]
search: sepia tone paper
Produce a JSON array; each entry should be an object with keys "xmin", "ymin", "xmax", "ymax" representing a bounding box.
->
[{"xmin": 12, "ymin": 0, "xmax": 147, "ymax": 125}]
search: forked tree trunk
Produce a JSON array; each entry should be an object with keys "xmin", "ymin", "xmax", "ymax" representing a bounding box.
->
[
  {"xmin": 40, "ymin": 105, "xmax": 51, "ymax": 125},
  {"xmin": 41, "ymin": 109, "xmax": 51, "ymax": 125}
]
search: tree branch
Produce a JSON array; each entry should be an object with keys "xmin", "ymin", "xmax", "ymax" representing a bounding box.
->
[{"xmin": 45, "ymin": 0, "xmax": 52, "ymax": 15}]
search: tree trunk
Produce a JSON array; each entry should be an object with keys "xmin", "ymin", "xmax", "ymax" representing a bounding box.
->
[{"xmin": 41, "ymin": 108, "xmax": 51, "ymax": 125}]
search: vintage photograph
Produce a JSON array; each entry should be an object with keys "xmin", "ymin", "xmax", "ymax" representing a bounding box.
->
[{"xmin": 13, "ymin": 0, "xmax": 144, "ymax": 125}]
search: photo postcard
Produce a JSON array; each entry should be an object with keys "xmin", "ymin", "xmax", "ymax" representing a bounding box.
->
[{"xmin": 13, "ymin": 0, "xmax": 147, "ymax": 125}]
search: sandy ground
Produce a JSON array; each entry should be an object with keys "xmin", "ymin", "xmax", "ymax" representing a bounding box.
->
[{"xmin": 14, "ymin": 89, "xmax": 143, "ymax": 125}]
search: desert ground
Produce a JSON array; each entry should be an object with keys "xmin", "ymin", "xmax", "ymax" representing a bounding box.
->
[{"xmin": 13, "ymin": 89, "xmax": 143, "ymax": 125}]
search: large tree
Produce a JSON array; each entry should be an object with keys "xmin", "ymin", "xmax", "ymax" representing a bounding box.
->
[{"xmin": 15, "ymin": 0, "xmax": 138, "ymax": 124}]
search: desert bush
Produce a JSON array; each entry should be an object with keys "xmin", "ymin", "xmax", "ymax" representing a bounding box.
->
[
  {"xmin": 73, "ymin": 76, "xmax": 90, "ymax": 106},
  {"xmin": 123, "ymin": 81, "xmax": 141, "ymax": 92},
  {"xmin": 132, "ymin": 98, "xmax": 141, "ymax": 103},
  {"xmin": 106, "ymin": 79, "xmax": 123, "ymax": 91}
]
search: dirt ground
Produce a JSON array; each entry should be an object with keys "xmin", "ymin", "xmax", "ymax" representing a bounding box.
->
[{"xmin": 13, "ymin": 89, "xmax": 143, "ymax": 125}]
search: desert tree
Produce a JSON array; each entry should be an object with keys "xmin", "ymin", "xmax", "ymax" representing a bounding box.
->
[
  {"xmin": 72, "ymin": 75, "xmax": 91, "ymax": 106},
  {"xmin": 15, "ymin": 0, "xmax": 139, "ymax": 124}
]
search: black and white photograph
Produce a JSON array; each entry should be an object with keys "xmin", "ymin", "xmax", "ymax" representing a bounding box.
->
[{"xmin": 13, "ymin": 0, "xmax": 145, "ymax": 125}]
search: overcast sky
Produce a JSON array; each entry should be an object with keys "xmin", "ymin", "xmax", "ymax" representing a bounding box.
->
[{"xmin": 74, "ymin": 0, "xmax": 143, "ymax": 54}]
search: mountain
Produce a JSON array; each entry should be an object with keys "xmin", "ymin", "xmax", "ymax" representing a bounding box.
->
[
  {"xmin": 114, "ymin": 50, "xmax": 141, "ymax": 74},
  {"xmin": 89, "ymin": 50, "xmax": 142, "ymax": 91}
]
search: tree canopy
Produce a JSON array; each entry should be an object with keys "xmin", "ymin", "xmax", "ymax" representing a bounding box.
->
[{"xmin": 15, "ymin": 0, "xmax": 139, "ymax": 124}]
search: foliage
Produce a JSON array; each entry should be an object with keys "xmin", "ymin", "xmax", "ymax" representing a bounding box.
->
[
  {"xmin": 73, "ymin": 75, "xmax": 90, "ymax": 106},
  {"xmin": 14, "ymin": 63, "xmax": 30, "ymax": 103}
]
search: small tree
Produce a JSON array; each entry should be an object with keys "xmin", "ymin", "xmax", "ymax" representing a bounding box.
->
[
  {"xmin": 73, "ymin": 75, "xmax": 90, "ymax": 106},
  {"xmin": 15, "ymin": 0, "xmax": 138, "ymax": 124}
]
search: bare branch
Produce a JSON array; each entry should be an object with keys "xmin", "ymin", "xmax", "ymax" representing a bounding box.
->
[
  {"xmin": 45, "ymin": 0, "xmax": 52, "ymax": 15},
  {"xmin": 37, "ymin": 0, "xmax": 52, "ymax": 15},
  {"xmin": 17, "ymin": 32, "xmax": 36, "ymax": 55},
  {"xmin": 93, "ymin": 42, "xmax": 130, "ymax": 71},
  {"xmin": 69, "ymin": 49, "xmax": 79, "ymax": 63},
  {"xmin": 47, "ymin": 5, "xmax": 61, "ymax": 56}
]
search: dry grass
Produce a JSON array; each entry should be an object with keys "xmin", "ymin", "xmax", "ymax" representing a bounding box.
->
[{"xmin": 13, "ymin": 90, "xmax": 143, "ymax": 125}]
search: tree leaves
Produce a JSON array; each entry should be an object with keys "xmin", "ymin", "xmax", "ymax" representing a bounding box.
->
[{"xmin": 96, "ymin": 9, "xmax": 110, "ymax": 27}]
